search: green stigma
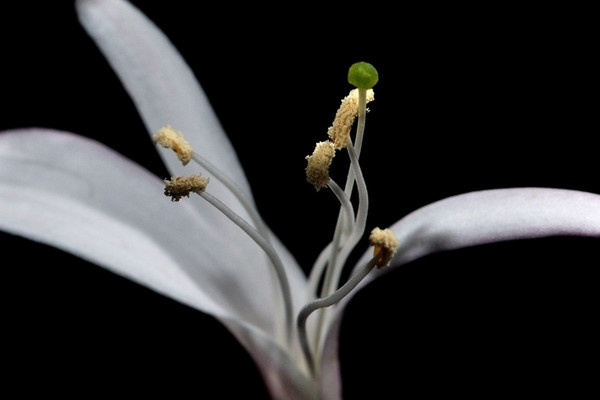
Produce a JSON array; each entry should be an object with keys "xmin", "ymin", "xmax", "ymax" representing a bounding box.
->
[{"xmin": 348, "ymin": 61, "xmax": 379, "ymax": 89}]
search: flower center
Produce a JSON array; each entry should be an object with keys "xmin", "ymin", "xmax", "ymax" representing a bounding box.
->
[{"xmin": 153, "ymin": 62, "xmax": 397, "ymax": 378}]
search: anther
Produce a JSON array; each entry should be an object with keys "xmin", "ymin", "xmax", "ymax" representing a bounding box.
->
[
  {"xmin": 163, "ymin": 175, "xmax": 209, "ymax": 201},
  {"xmin": 327, "ymin": 88, "xmax": 374, "ymax": 150},
  {"xmin": 153, "ymin": 125, "xmax": 194, "ymax": 165},
  {"xmin": 305, "ymin": 140, "xmax": 336, "ymax": 191},
  {"xmin": 369, "ymin": 227, "xmax": 399, "ymax": 268}
]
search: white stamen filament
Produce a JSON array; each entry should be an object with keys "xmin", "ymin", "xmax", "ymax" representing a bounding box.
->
[
  {"xmin": 316, "ymin": 87, "xmax": 371, "ymax": 300},
  {"xmin": 193, "ymin": 188, "xmax": 295, "ymax": 347},
  {"xmin": 189, "ymin": 151, "xmax": 289, "ymax": 343},
  {"xmin": 306, "ymin": 178, "xmax": 355, "ymax": 300},
  {"xmin": 157, "ymin": 127, "xmax": 292, "ymax": 346},
  {"xmin": 308, "ymin": 88, "xmax": 372, "ymax": 358},
  {"xmin": 316, "ymin": 88, "xmax": 371, "ymax": 300},
  {"xmin": 298, "ymin": 256, "xmax": 379, "ymax": 376},
  {"xmin": 323, "ymin": 141, "xmax": 370, "ymax": 295},
  {"xmin": 191, "ymin": 151, "xmax": 266, "ymax": 234},
  {"xmin": 310, "ymin": 139, "xmax": 370, "ymax": 357}
]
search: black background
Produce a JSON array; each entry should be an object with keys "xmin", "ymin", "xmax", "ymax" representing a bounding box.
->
[{"xmin": 1, "ymin": 1, "xmax": 598, "ymax": 398}]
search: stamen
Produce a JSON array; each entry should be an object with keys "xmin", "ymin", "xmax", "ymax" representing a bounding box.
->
[
  {"xmin": 305, "ymin": 141, "xmax": 336, "ymax": 191},
  {"xmin": 327, "ymin": 88, "xmax": 374, "ymax": 150},
  {"xmin": 327, "ymin": 179, "xmax": 355, "ymax": 236},
  {"xmin": 153, "ymin": 125, "xmax": 194, "ymax": 165},
  {"xmin": 155, "ymin": 126, "xmax": 293, "ymax": 346},
  {"xmin": 193, "ymin": 189, "xmax": 295, "ymax": 347},
  {"xmin": 189, "ymin": 150, "xmax": 272, "ymax": 238},
  {"xmin": 163, "ymin": 175, "xmax": 209, "ymax": 202},
  {"xmin": 163, "ymin": 179, "xmax": 295, "ymax": 347},
  {"xmin": 187, "ymin": 149, "xmax": 291, "ymax": 344},
  {"xmin": 297, "ymin": 229, "xmax": 397, "ymax": 376},
  {"xmin": 305, "ymin": 62, "xmax": 380, "ymax": 366},
  {"xmin": 311, "ymin": 140, "xmax": 370, "ymax": 355},
  {"xmin": 320, "ymin": 141, "xmax": 370, "ymax": 299}
]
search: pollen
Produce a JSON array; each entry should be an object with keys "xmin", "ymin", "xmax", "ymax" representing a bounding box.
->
[
  {"xmin": 369, "ymin": 227, "xmax": 399, "ymax": 268},
  {"xmin": 327, "ymin": 88, "xmax": 374, "ymax": 149},
  {"xmin": 153, "ymin": 125, "xmax": 194, "ymax": 165},
  {"xmin": 163, "ymin": 175, "xmax": 209, "ymax": 202},
  {"xmin": 305, "ymin": 141, "xmax": 336, "ymax": 191}
]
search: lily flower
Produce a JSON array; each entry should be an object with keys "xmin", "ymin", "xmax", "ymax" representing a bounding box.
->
[{"xmin": 1, "ymin": 0, "xmax": 598, "ymax": 399}]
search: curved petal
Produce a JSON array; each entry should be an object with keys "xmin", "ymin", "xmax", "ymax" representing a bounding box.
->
[
  {"xmin": 385, "ymin": 187, "xmax": 600, "ymax": 268},
  {"xmin": 351, "ymin": 187, "xmax": 600, "ymax": 290},
  {"xmin": 74, "ymin": 0, "xmax": 309, "ymax": 315},
  {"xmin": 319, "ymin": 187, "xmax": 600, "ymax": 390},
  {"xmin": 75, "ymin": 0, "xmax": 252, "ymax": 210},
  {"xmin": 0, "ymin": 129, "xmax": 306, "ymax": 336}
]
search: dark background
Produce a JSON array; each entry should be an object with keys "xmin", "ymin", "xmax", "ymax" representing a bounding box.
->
[{"xmin": 1, "ymin": 1, "xmax": 597, "ymax": 398}]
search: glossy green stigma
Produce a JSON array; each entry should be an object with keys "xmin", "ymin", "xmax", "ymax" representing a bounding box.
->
[{"xmin": 348, "ymin": 61, "xmax": 379, "ymax": 89}]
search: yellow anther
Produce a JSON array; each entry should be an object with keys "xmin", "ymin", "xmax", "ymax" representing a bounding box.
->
[
  {"xmin": 305, "ymin": 141, "xmax": 336, "ymax": 191},
  {"xmin": 327, "ymin": 88, "xmax": 374, "ymax": 149},
  {"xmin": 369, "ymin": 227, "xmax": 399, "ymax": 268},
  {"xmin": 163, "ymin": 175, "xmax": 209, "ymax": 202},
  {"xmin": 153, "ymin": 125, "xmax": 194, "ymax": 165}
]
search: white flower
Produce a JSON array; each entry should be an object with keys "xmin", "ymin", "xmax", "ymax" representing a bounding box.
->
[{"xmin": 1, "ymin": 1, "xmax": 598, "ymax": 398}]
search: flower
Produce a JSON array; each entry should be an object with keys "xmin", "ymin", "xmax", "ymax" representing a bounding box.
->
[{"xmin": 1, "ymin": 0, "xmax": 599, "ymax": 398}]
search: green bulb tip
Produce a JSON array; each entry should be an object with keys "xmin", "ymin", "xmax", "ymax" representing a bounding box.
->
[{"xmin": 348, "ymin": 62, "xmax": 379, "ymax": 89}]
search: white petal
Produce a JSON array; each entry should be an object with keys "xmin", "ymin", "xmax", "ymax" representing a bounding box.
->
[
  {"xmin": 75, "ymin": 0, "xmax": 252, "ymax": 206},
  {"xmin": 385, "ymin": 187, "xmax": 600, "ymax": 268},
  {"xmin": 74, "ymin": 0, "xmax": 309, "ymax": 314},
  {"xmin": 348, "ymin": 187, "xmax": 600, "ymax": 297},
  {"xmin": 0, "ymin": 129, "xmax": 302, "ymax": 334}
]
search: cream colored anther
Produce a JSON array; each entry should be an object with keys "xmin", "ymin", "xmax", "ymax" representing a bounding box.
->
[
  {"xmin": 369, "ymin": 227, "xmax": 399, "ymax": 268},
  {"xmin": 305, "ymin": 141, "xmax": 336, "ymax": 191},
  {"xmin": 327, "ymin": 88, "xmax": 374, "ymax": 149},
  {"xmin": 154, "ymin": 125, "xmax": 194, "ymax": 165},
  {"xmin": 163, "ymin": 175, "xmax": 209, "ymax": 202}
]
